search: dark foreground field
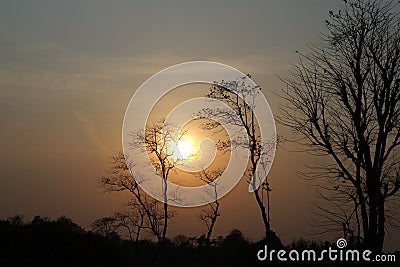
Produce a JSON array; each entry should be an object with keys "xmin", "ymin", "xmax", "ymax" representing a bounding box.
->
[{"xmin": 0, "ymin": 215, "xmax": 398, "ymax": 267}]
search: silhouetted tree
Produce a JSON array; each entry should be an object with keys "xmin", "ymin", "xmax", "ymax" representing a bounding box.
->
[
  {"xmin": 99, "ymin": 152, "xmax": 172, "ymax": 244},
  {"xmin": 198, "ymin": 77, "xmax": 276, "ymax": 240},
  {"xmin": 56, "ymin": 215, "xmax": 84, "ymax": 234},
  {"xmin": 113, "ymin": 199, "xmax": 146, "ymax": 243},
  {"xmin": 281, "ymin": 0, "xmax": 400, "ymax": 252},
  {"xmin": 129, "ymin": 121, "xmax": 185, "ymax": 244},
  {"xmin": 196, "ymin": 169, "xmax": 221, "ymax": 246},
  {"xmin": 223, "ymin": 229, "xmax": 247, "ymax": 246},
  {"xmin": 222, "ymin": 229, "xmax": 249, "ymax": 265},
  {"xmin": 91, "ymin": 217, "xmax": 119, "ymax": 238},
  {"xmin": 7, "ymin": 214, "xmax": 24, "ymax": 227},
  {"xmin": 172, "ymin": 234, "xmax": 190, "ymax": 247},
  {"xmin": 0, "ymin": 215, "xmax": 130, "ymax": 266}
]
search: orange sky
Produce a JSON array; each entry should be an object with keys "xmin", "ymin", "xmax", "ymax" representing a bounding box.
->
[{"xmin": 0, "ymin": 0, "xmax": 399, "ymax": 251}]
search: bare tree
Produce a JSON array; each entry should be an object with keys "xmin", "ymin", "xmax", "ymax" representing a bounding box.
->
[
  {"xmin": 99, "ymin": 152, "xmax": 172, "ymax": 244},
  {"xmin": 196, "ymin": 169, "xmax": 222, "ymax": 246},
  {"xmin": 280, "ymin": 0, "xmax": 400, "ymax": 252},
  {"xmin": 91, "ymin": 217, "xmax": 119, "ymax": 238},
  {"xmin": 7, "ymin": 214, "xmax": 25, "ymax": 227},
  {"xmin": 113, "ymin": 199, "xmax": 146, "ymax": 243},
  {"xmin": 129, "ymin": 120, "xmax": 185, "ymax": 244},
  {"xmin": 307, "ymin": 182, "xmax": 363, "ymax": 246},
  {"xmin": 198, "ymin": 77, "xmax": 275, "ymax": 240}
]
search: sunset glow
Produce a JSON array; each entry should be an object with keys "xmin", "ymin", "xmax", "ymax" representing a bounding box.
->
[
  {"xmin": 175, "ymin": 139, "xmax": 194, "ymax": 160},
  {"xmin": 2, "ymin": 1, "xmax": 400, "ymax": 261}
]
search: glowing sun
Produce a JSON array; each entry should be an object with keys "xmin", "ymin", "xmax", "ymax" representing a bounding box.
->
[{"xmin": 175, "ymin": 140, "xmax": 194, "ymax": 160}]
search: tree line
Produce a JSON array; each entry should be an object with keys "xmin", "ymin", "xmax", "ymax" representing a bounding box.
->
[{"xmin": 0, "ymin": 215, "xmax": 287, "ymax": 267}]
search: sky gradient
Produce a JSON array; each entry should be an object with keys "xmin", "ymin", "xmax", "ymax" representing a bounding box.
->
[{"xmin": 1, "ymin": 0, "xmax": 399, "ymax": 251}]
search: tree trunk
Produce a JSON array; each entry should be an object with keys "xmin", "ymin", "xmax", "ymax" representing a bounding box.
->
[
  {"xmin": 364, "ymin": 169, "xmax": 385, "ymax": 253},
  {"xmin": 254, "ymin": 188, "xmax": 270, "ymax": 239},
  {"xmin": 161, "ymin": 177, "xmax": 168, "ymax": 244},
  {"xmin": 377, "ymin": 197, "xmax": 385, "ymax": 252},
  {"xmin": 205, "ymin": 202, "xmax": 219, "ymax": 246},
  {"xmin": 161, "ymin": 202, "xmax": 168, "ymax": 244}
]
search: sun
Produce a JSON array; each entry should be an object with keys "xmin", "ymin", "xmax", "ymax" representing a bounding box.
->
[{"xmin": 175, "ymin": 140, "xmax": 194, "ymax": 160}]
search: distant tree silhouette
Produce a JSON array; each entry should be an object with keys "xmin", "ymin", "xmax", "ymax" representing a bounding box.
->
[
  {"xmin": 223, "ymin": 229, "xmax": 247, "ymax": 246},
  {"xmin": 113, "ymin": 199, "xmax": 146, "ymax": 243},
  {"xmin": 0, "ymin": 215, "xmax": 130, "ymax": 266},
  {"xmin": 281, "ymin": 0, "xmax": 400, "ymax": 252},
  {"xmin": 91, "ymin": 217, "xmax": 119, "ymax": 238},
  {"xmin": 7, "ymin": 214, "xmax": 24, "ymax": 227},
  {"xmin": 222, "ymin": 229, "xmax": 249, "ymax": 265},
  {"xmin": 5, "ymin": 215, "xmax": 397, "ymax": 266},
  {"xmin": 172, "ymin": 234, "xmax": 190, "ymax": 247},
  {"xmin": 195, "ymin": 169, "xmax": 221, "ymax": 246},
  {"xmin": 56, "ymin": 215, "xmax": 84, "ymax": 234}
]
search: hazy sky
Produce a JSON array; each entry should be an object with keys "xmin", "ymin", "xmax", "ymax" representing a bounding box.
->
[{"xmin": 1, "ymin": 0, "xmax": 399, "ymax": 251}]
